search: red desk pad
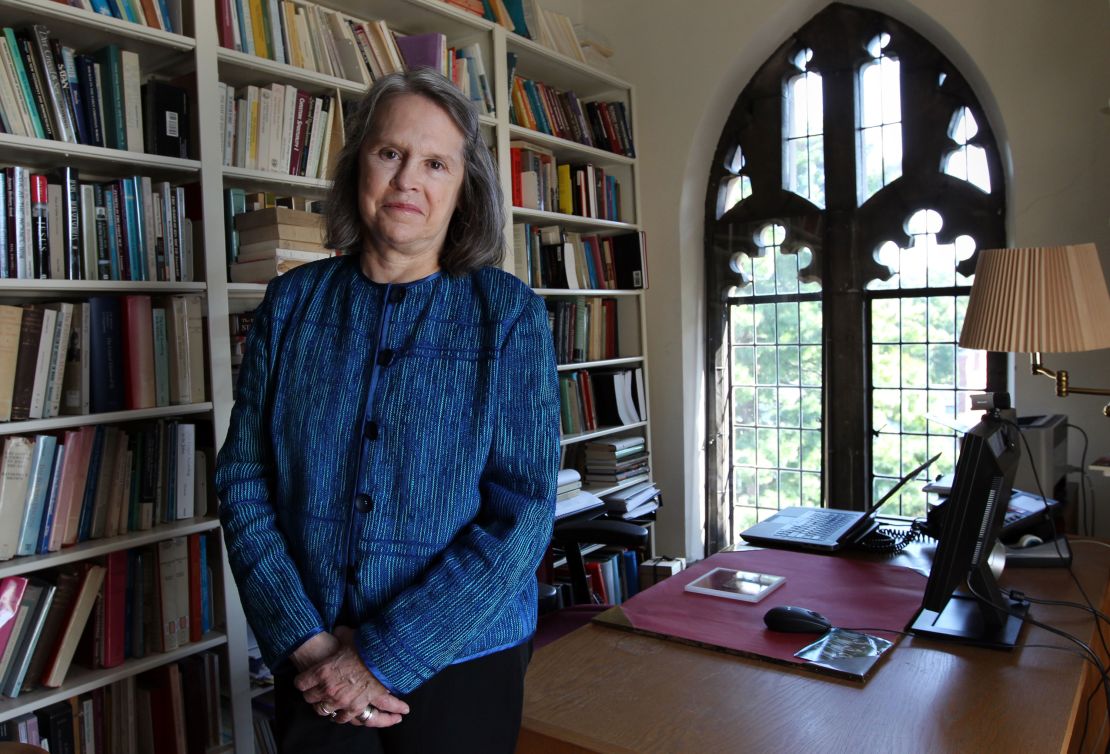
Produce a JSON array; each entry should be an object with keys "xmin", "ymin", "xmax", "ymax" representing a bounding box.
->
[{"xmin": 596, "ymin": 549, "xmax": 927, "ymax": 680}]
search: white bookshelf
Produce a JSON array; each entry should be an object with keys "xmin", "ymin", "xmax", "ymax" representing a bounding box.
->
[{"xmin": 0, "ymin": 0, "xmax": 649, "ymax": 748}]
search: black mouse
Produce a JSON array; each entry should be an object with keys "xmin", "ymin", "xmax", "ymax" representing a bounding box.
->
[{"xmin": 763, "ymin": 605, "xmax": 832, "ymax": 633}]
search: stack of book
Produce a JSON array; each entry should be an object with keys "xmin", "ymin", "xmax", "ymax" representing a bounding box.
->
[
  {"xmin": 214, "ymin": 1, "xmax": 491, "ymax": 115},
  {"xmin": 229, "ymin": 207, "xmax": 331, "ymax": 283},
  {"xmin": 0, "ymin": 533, "xmax": 217, "ymax": 703},
  {"xmin": 582, "ymin": 436, "xmax": 649, "ymax": 487},
  {"xmin": 554, "ymin": 468, "xmax": 604, "ymax": 519},
  {"xmin": 516, "ymin": 226, "xmax": 647, "ymax": 291},
  {"xmin": 507, "ymin": 55, "xmax": 635, "ymax": 157},
  {"xmin": 0, "ymin": 421, "xmax": 206, "ymax": 561},
  {"xmin": 545, "ymin": 296, "xmax": 619, "ymax": 365},
  {"xmin": 1, "ymin": 165, "xmax": 195, "ymax": 282},
  {"xmin": 509, "ymin": 143, "xmax": 624, "ymax": 223},
  {"xmin": 1, "ymin": 650, "xmax": 224, "ymax": 752},
  {"xmin": 0, "ymin": 27, "xmax": 187, "ymax": 156},
  {"xmin": 603, "ymin": 480, "xmax": 660, "ymax": 520},
  {"xmin": 0, "ymin": 295, "xmax": 205, "ymax": 421}
]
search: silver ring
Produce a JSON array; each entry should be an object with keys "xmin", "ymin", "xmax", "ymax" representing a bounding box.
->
[
  {"xmin": 357, "ymin": 706, "xmax": 375, "ymax": 723},
  {"xmin": 317, "ymin": 703, "xmax": 334, "ymax": 717}
]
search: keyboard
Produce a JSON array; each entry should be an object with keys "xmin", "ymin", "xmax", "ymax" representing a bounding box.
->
[{"xmin": 777, "ymin": 511, "xmax": 859, "ymax": 540}]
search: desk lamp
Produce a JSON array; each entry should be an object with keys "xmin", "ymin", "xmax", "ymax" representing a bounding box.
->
[{"xmin": 958, "ymin": 243, "xmax": 1110, "ymax": 416}]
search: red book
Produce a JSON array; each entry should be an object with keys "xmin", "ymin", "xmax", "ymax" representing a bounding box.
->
[
  {"xmin": 584, "ymin": 561, "xmax": 608, "ymax": 603},
  {"xmin": 509, "ymin": 147, "xmax": 522, "ymax": 206},
  {"xmin": 121, "ymin": 295, "xmax": 155, "ymax": 409},
  {"xmin": 187, "ymin": 533, "xmax": 202, "ymax": 643},
  {"xmin": 0, "ymin": 576, "xmax": 30, "ymax": 658},
  {"xmin": 215, "ymin": 0, "xmax": 235, "ymax": 49},
  {"xmin": 287, "ymin": 89, "xmax": 310, "ymax": 176},
  {"xmin": 101, "ymin": 550, "xmax": 127, "ymax": 668}
]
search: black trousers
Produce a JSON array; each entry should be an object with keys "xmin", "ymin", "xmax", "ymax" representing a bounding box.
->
[{"xmin": 272, "ymin": 641, "xmax": 532, "ymax": 754}]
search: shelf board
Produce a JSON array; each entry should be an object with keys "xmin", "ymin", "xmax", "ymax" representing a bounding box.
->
[
  {"xmin": 556, "ymin": 356, "xmax": 643, "ymax": 372},
  {"xmin": 512, "ymin": 208, "xmax": 637, "ymax": 232},
  {"xmin": 0, "ymin": 518, "xmax": 221, "ymax": 579},
  {"xmin": 0, "ymin": 631, "xmax": 228, "ymax": 723},
  {"xmin": 0, "ymin": 402, "xmax": 214, "ymax": 436},
  {"xmin": 217, "ymin": 48, "xmax": 369, "ymax": 97},
  {"xmin": 0, "ymin": 134, "xmax": 201, "ymax": 178},
  {"xmin": 0, "ymin": 280, "xmax": 205, "ymax": 300},
  {"xmin": 222, "ymin": 166, "xmax": 332, "ymax": 197},
  {"xmin": 344, "ymin": 0, "xmax": 492, "ymax": 37},
  {"xmin": 535, "ymin": 287, "xmax": 641, "ymax": 298},
  {"xmin": 508, "ymin": 125, "xmax": 634, "ymax": 166},
  {"xmin": 505, "ymin": 33, "xmax": 631, "ymax": 97},
  {"xmin": 560, "ymin": 421, "xmax": 648, "ymax": 447},
  {"xmin": 0, "ymin": 0, "xmax": 194, "ymax": 69}
]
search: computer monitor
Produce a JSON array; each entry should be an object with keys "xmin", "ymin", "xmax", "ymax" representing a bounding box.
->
[{"xmin": 908, "ymin": 414, "xmax": 1029, "ymax": 648}]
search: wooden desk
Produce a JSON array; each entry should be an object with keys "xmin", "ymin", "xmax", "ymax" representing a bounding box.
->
[{"xmin": 519, "ymin": 540, "xmax": 1110, "ymax": 754}]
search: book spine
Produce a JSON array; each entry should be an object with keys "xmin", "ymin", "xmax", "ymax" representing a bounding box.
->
[
  {"xmin": 2, "ymin": 29, "xmax": 46, "ymax": 139},
  {"xmin": 29, "ymin": 174, "xmax": 49, "ymax": 279},
  {"xmin": 75, "ymin": 56, "xmax": 104, "ymax": 148},
  {"xmin": 96, "ymin": 46, "xmax": 126, "ymax": 150},
  {"xmin": 14, "ymin": 33, "xmax": 56, "ymax": 140},
  {"xmin": 56, "ymin": 43, "xmax": 88, "ymax": 146}
]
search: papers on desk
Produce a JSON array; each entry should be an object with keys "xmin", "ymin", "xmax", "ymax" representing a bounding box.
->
[{"xmin": 556, "ymin": 490, "xmax": 604, "ymax": 519}]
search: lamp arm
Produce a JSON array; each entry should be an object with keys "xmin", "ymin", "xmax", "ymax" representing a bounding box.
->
[{"xmin": 1030, "ymin": 353, "xmax": 1110, "ymax": 416}]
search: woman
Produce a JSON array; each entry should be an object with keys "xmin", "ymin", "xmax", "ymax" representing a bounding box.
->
[{"xmin": 216, "ymin": 69, "xmax": 560, "ymax": 753}]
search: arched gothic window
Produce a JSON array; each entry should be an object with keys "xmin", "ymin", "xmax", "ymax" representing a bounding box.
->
[{"xmin": 704, "ymin": 3, "xmax": 1006, "ymax": 552}]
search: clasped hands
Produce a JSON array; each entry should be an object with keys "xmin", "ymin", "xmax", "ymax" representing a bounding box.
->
[{"xmin": 292, "ymin": 626, "xmax": 409, "ymax": 728}]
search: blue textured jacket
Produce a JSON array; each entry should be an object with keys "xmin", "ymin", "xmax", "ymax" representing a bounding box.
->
[{"xmin": 215, "ymin": 255, "xmax": 560, "ymax": 694}]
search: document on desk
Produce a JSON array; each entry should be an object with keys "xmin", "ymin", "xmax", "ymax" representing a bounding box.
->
[{"xmin": 593, "ymin": 548, "xmax": 926, "ymax": 682}]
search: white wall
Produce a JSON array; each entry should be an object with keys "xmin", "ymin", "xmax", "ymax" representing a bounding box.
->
[{"xmin": 580, "ymin": 0, "xmax": 1110, "ymax": 559}]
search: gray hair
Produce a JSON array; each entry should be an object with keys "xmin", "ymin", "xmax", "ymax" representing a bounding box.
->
[{"xmin": 324, "ymin": 69, "xmax": 505, "ymax": 274}]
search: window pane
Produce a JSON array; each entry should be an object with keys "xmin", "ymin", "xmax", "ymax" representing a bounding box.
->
[{"xmin": 857, "ymin": 44, "xmax": 902, "ymax": 204}]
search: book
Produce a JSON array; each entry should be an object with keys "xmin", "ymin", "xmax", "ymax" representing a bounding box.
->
[
  {"xmin": 156, "ymin": 536, "xmax": 188, "ymax": 651},
  {"xmin": 88, "ymin": 295, "xmax": 124, "ymax": 413},
  {"xmin": 41, "ymin": 562, "xmax": 106, "ymax": 687},
  {"xmin": 121, "ymin": 295, "xmax": 156, "ymax": 410},
  {"xmin": 19, "ymin": 567, "xmax": 79, "ymax": 693},
  {"xmin": 229, "ymin": 251, "xmax": 328, "ymax": 282},
  {"xmin": 0, "ymin": 305, "xmax": 22, "ymax": 421},
  {"xmin": 0, "ymin": 576, "xmax": 30, "ymax": 661},
  {"xmin": 0, "ymin": 436, "xmax": 34, "ymax": 561},
  {"xmin": 15, "ymin": 435, "xmax": 57, "ymax": 557},
  {"xmin": 0, "ymin": 579, "xmax": 55, "ymax": 697}
]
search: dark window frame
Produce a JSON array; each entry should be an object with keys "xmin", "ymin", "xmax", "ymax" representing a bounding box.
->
[{"xmin": 704, "ymin": 3, "xmax": 1007, "ymax": 555}]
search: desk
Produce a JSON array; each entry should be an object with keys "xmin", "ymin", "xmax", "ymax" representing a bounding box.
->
[{"xmin": 519, "ymin": 540, "xmax": 1110, "ymax": 754}]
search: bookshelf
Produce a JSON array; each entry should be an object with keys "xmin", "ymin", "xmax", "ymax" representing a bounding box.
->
[{"xmin": 0, "ymin": 0, "xmax": 648, "ymax": 749}]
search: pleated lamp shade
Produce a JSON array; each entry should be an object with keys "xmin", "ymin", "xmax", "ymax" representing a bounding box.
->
[{"xmin": 959, "ymin": 244, "xmax": 1110, "ymax": 353}]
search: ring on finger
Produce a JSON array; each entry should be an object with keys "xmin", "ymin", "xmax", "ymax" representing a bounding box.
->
[{"xmin": 357, "ymin": 706, "xmax": 376, "ymax": 723}]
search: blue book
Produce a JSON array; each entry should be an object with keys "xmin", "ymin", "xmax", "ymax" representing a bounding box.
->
[
  {"xmin": 76, "ymin": 425, "xmax": 106, "ymax": 541},
  {"xmin": 74, "ymin": 54, "xmax": 103, "ymax": 147},
  {"xmin": 120, "ymin": 179, "xmax": 142, "ymax": 281},
  {"xmin": 88, "ymin": 0, "xmax": 115, "ymax": 17},
  {"xmin": 1, "ymin": 28, "xmax": 46, "ymax": 139},
  {"xmin": 199, "ymin": 534, "xmax": 210, "ymax": 633},
  {"xmin": 88, "ymin": 296, "xmax": 124, "ymax": 414},
  {"xmin": 620, "ymin": 549, "xmax": 640, "ymax": 598},
  {"xmin": 16, "ymin": 436, "xmax": 58, "ymax": 556},
  {"xmin": 35, "ymin": 442, "xmax": 65, "ymax": 554},
  {"xmin": 155, "ymin": 0, "xmax": 174, "ymax": 33},
  {"xmin": 0, "ymin": 170, "xmax": 6, "ymax": 279}
]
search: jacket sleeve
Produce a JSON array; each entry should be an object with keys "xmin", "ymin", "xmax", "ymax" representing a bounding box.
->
[
  {"xmin": 215, "ymin": 284, "xmax": 326, "ymax": 671},
  {"xmin": 355, "ymin": 294, "xmax": 560, "ymax": 693}
]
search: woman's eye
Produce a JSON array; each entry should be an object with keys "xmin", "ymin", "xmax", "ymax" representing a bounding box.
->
[
  {"xmin": 380, "ymin": 148, "xmax": 400, "ymax": 160},
  {"xmin": 428, "ymin": 160, "xmax": 445, "ymax": 171}
]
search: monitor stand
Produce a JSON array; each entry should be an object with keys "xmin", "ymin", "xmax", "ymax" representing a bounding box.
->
[{"xmin": 909, "ymin": 593, "xmax": 1028, "ymax": 648}]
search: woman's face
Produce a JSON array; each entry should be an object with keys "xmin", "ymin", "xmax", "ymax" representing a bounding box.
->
[{"xmin": 357, "ymin": 93, "xmax": 466, "ymax": 268}]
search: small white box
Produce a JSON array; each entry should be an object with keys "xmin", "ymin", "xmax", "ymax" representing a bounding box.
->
[{"xmin": 639, "ymin": 556, "xmax": 686, "ymax": 587}]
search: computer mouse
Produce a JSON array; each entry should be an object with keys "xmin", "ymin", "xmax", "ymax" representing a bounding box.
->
[{"xmin": 763, "ymin": 605, "xmax": 833, "ymax": 633}]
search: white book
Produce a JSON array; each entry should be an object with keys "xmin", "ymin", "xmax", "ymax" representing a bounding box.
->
[
  {"xmin": 266, "ymin": 0, "xmax": 286, "ymax": 64},
  {"xmin": 614, "ymin": 371, "xmax": 639, "ymax": 426},
  {"xmin": 47, "ymin": 184, "xmax": 64, "ymax": 280},
  {"xmin": 79, "ymin": 184, "xmax": 98, "ymax": 280},
  {"xmin": 175, "ymin": 423, "xmax": 195, "ymax": 519},
  {"xmin": 312, "ymin": 98, "xmax": 335, "ymax": 179},
  {"xmin": 257, "ymin": 86, "xmax": 272, "ymax": 173},
  {"xmin": 302, "ymin": 96, "xmax": 326, "ymax": 180},
  {"xmin": 294, "ymin": 8, "xmax": 316, "ymax": 73},
  {"xmin": 555, "ymin": 490, "xmax": 604, "ymax": 519},
  {"xmin": 278, "ymin": 84, "xmax": 297, "ymax": 177},
  {"xmin": 28, "ymin": 307, "xmax": 57, "ymax": 420},
  {"xmin": 157, "ymin": 537, "xmax": 188, "ymax": 650},
  {"xmin": 165, "ymin": 295, "xmax": 191, "ymax": 404},
  {"xmin": 305, "ymin": 5, "xmax": 335, "ymax": 76},
  {"xmin": 222, "ymin": 84, "xmax": 236, "ymax": 167},
  {"xmin": 0, "ymin": 437, "xmax": 35, "ymax": 561},
  {"xmin": 245, "ymin": 85, "xmax": 260, "ymax": 170},
  {"xmin": 228, "ymin": 0, "xmax": 243, "ymax": 52},
  {"xmin": 184, "ymin": 295, "xmax": 205, "ymax": 403},
  {"xmin": 120, "ymin": 49, "xmax": 144, "ymax": 153},
  {"xmin": 43, "ymin": 302, "xmax": 74, "ymax": 418},
  {"xmin": 14, "ymin": 167, "xmax": 30, "ymax": 278},
  {"xmin": 217, "ymin": 82, "xmax": 227, "ymax": 161},
  {"xmin": 140, "ymin": 176, "xmax": 157, "ymax": 281},
  {"xmin": 267, "ymin": 83, "xmax": 285, "ymax": 173}
]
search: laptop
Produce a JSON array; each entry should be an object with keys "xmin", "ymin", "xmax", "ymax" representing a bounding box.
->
[{"xmin": 739, "ymin": 453, "xmax": 941, "ymax": 552}]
